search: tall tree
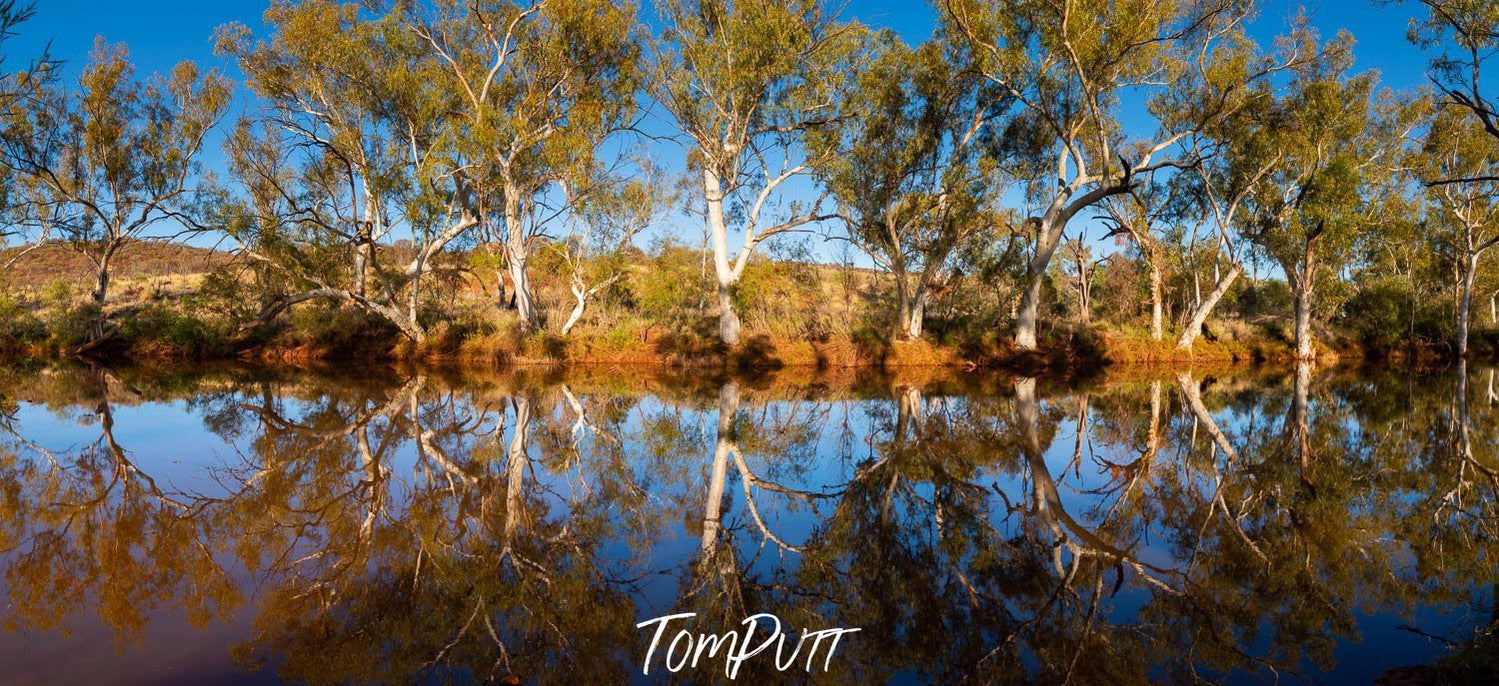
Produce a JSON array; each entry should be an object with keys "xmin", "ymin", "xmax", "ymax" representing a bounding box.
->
[
  {"xmin": 406, "ymin": 0, "xmax": 642, "ymax": 331},
  {"xmin": 1235, "ymin": 33, "xmax": 1412, "ymax": 359},
  {"xmin": 942, "ymin": 0, "xmax": 1273, "ymax": 351},
  {"xmin": 813, "ymin": 31, "xmax": 1010, "ymax": 340},
  {"xmin": 1174, "ymin": 129, "xmax": 1279, "ymax": 349},
  {"xmin": 1098, "ymin": 182, "xmax": 1187, "ymax": 341},
  {"xmin": 652, "ymin": 0, "xmax": 862, "ymax": 345},
  {"xmin": 1415, "ymin": 106, "xmax": 1499, "ymax": 356},
  {"xmin": 0, "ymin": 41, "xmax": 229, "ymax": 345},
  {"xmin": 1401, "ymin": 0, "xmax": 1499, "ymax": 184},
  {"xmin": 216, "ymin": 1, "xmax": 479, "ymax": 342}
]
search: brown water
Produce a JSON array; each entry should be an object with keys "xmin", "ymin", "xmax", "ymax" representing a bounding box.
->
[{"xmin": 0, "ymin": 361, "xmax": 1493, "ymax": 684}]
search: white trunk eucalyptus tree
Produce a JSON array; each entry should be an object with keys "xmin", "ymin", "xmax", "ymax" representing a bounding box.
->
[
  {"xmin": 653, "ymin": 0, "xmax": 861, "ymax": 345},
  {"xmin": 943, "ymin": 0, "xmax": 1298, "ymax": 351}
]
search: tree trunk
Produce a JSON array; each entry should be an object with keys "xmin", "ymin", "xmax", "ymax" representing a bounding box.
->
[
  {"xmin": 1016, "ymin": 218, "xmax": 1064, "ymax": 350},
  {"xmin": 896, "ymin": 275, "xmax": 928, "ymax": 341},
  {"xmin": 562, "ymin": 279, "xmax": 588, "ymax": 336},
  {"xmin": 704, "ymin": 169, "xmax": 741, "ymax": 345},
  {"xmin": 1292, "ymin": 278, "xmax": 1315, "ymax": 360},
  {"xmin": 894, "ymin": 267, "xmax": 913, "ymax": 340},
  {"xmin": 905, "ymin": 291, "xmax": 926, "ymax": 340},
  {"xmin": 89, "ymin": 241, "xmax": 119, "ymax": 342},
  {"xmin": 1148, "ymin": 262, "xmax": 1163, "ymax": 341},
  {"xmin": 1075, "ymin": 262, "xmax": 1092, "ymax": 326},
  {"xmin": 504, "ymin": 186, "xmax": 537, "ymax": 330},
  {"xmin": 1177, "ymin": 263, "xmax": 1242, "ymax": 349},
  {"xmin": 1290, "ymin": 232, "xmax": 1321, "ymax": 360},
  {"xmin": 494, "ymin": 260, "xmax": 508, "ymax": 311},
  {"xmin": 1459, "ymin": 251, "xmax": 1479, "ymax": 357}
]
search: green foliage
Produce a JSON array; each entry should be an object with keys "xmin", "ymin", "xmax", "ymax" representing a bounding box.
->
[
  {"xmin": 118, "ymin": 304, "xmax": 225, "ymax": 357},
  {"xmin": 0, "ymin": 294, "xmax": 44, "ymax": 349},
  {"xmin": 1339, "ymin": 275, "xmax": 1448, "ymax": 350},
  {"xmin": 625, "ymin": 240, "xmax": 704, "ymax": 331},
  {"xmin": 43, "ymin": 302, "xmax": 99, "ymax": 349}
]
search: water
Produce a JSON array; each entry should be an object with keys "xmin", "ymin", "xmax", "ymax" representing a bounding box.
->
[{"xmin": 0, "ymin": 361, "xmax": 1493, "ymax": 684}]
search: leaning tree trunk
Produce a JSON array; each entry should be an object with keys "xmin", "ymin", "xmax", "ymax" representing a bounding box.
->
[
  {"xmin": 1177, "ymin": 263, "xmax": 1243, "ymax": 349},
  {"xmin": 561, "ymin": 273, "xmax": 622, "ymax": 336},
  {"xmin": 1016, "ymin": 217, "xmax": 1066, "ymax": 350},
  {"xmin": 562, "ymin": 279, "xmax": 589, "ymax": 336}
]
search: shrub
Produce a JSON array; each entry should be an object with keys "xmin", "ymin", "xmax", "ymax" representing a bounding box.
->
[
  {"xmin": 1338, "ymin": 276, "xmax": 1447, "ymax": 350},
  {"xmin": 45, "ymin": 302, "xmax": 100, "ymax": 349},
  {"xmin": 118, "ymin": 304, "xmax": 225, "ymax": 357},
  {"xmin": 0, "ymin": 294, "xmax": 46, "ymax": 351}
]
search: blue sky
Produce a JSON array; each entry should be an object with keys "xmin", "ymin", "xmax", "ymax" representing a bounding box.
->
[
  {"xmin": 2, "ymin": 0, "xmax": 1437, "ymax": 263},
  {"xmin": 8, "ymin": 0, "xmax": 1429, "ymax": 86}
]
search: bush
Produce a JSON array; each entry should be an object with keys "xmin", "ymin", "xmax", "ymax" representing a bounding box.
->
[
  {"xmin": 0, "ymin": 294, "xmax": 46, "ymax": 351},
  {"xmin": 44, "ymin": 302, "xmax": 100, "ymax": 349},
  {"xmin": 118, "ymin": 304, "xmax": 226, "ymax": 357},
  {"xmin": 1338, "ymin": 277, "xmax": 1447, "ymax": 351},
  {"xmin": 1231, "ymin": 279, "xmax": 1292, "ymax": 319}
]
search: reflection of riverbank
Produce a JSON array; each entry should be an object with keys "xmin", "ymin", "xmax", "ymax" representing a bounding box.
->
[{"xmin": 0, "ymin": 362, "xmax": 1492, "ymax": 683}]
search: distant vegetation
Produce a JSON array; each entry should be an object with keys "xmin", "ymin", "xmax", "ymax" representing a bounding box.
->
[{"xmin": 0, "ymin": 0, "xmax": 1496, "ymax": 369}]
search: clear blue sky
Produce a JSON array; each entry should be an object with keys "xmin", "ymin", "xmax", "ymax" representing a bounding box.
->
[
  {"xmin": 2, "ymin": 0, "xmax": 1435, "ymax": 262},
  {"xmin": 7, "ymin": 0, "xmax": 1429, "ymax": 87}
]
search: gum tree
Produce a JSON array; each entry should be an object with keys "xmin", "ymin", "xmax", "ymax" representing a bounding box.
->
[
  {"xmin": 1415, "ymin": 106, "xmax": 1499, "ymax": 356},
  {"xmin": 0, "ymin": 41, "xmax": 229, "ymax": 345},
  {"xmin": 1098, "ymin": 182, "xmax": 1185, "ymax": 341},
  {"xmin": 812, "ymin": 31, "xmax": 1010, "ymax": 340},
  {"xmin": 1173, "ymin": 129, "xmax": 1280, "ymax": 349},
  {"xmin": 216, "ymin": 1, "xmax": 479, "ymax": 342},
  {"xmin": 941, "ymin": 0, "xmax": 1259, "ymax": 348},
  {"xmin": 1234, "ymin": 33, "xmax": 1413, "ymax": 359},
  {"xmin": 406, "ymin": 0, "xmax": 642, "ymax": 331},
  {"xmin": 1401, "ymin": 0, "xmax": 1499, "ymax": 180},
  {"xmin": 652, "ymin": 0, "xmax": 862, "ymax": 345},
  {"xmin": 942, "ymin": 0, "xmax": 1292, "ymax": 350}
]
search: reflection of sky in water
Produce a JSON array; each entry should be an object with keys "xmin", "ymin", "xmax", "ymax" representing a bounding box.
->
[{"xmin": 0, "ymin": 368, "xmax": 1489, "ymax": 684}]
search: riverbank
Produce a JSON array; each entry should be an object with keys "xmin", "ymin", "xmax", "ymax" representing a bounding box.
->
[{"xmin": 3, "ymin": 319, "xmax": 1475, "ymax": 378}]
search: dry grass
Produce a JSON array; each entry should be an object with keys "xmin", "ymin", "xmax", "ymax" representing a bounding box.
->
[{"xmin": 0, "ymin": 241, "xmax": 228, "ymax": 289}]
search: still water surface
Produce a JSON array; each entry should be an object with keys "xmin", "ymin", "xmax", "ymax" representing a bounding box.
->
[{"xmin": 0, "ymin": 362, "xmax": 1493, "ymax": 684}]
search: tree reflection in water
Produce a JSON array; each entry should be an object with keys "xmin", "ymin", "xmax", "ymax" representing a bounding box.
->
[{"xmin": 0, "ymin": 363, "xmax": 1494, "ymax": 683}]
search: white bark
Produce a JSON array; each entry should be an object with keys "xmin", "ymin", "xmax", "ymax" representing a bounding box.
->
[
  {"xmin": 1460, "ymin": 251, "xmax": 1479, "ymax": 357},
  {"xmin": 1176, "ymin": 263, "xmax": 1242, "ymax": 349},
  {"xmin": 705, "ymin": 169, "xmax": 742, "ymax": 345},
  {"xmin": 504, "ymin": 187, "xmax": 538, "ymax": 330},
  {"xmin": 1293, "ymin": 279, "xmax": 1314, "ymax": 360}
]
